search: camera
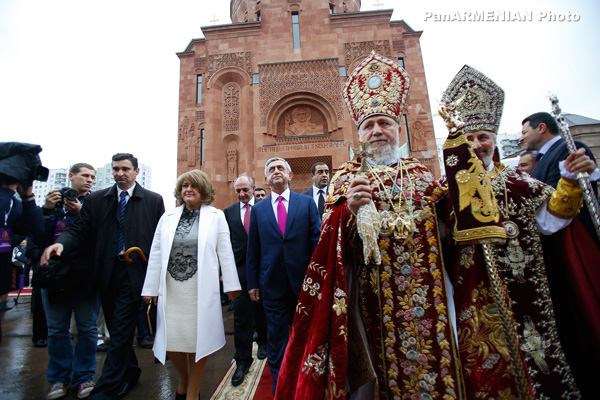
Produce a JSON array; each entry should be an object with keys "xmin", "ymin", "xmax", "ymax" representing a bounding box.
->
[
  {"xmin": 0, "ymin": 142, "xmax": 48, "ymax": 186},
  {"xmin": 54, "ymin": 187, "xmax": 79, "ymax": 213}
]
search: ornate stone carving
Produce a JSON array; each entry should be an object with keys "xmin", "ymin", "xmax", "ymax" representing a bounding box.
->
[
  {"xmin": 259, "ymin": 59, "xmax": 343, "ymax": 126},
  {"xmin": 392, "ymin": 40, "xmax": 405, "ymax": 53},
  {"xmin": 207, "ymin": 52, "xmax": 252, "ymax": 81},
  {"xmin": 417, "ymin": 157, "xmax": 437, "ymax": 175},
  {"xmin": 227, "ymin": 150, "xmax": 238, "ymax": 181},
  {"xmin": 195, "ymin": 110, "xmax": 205, "ymax": 122},
  {"xmin": 344, "ymin": 40, "xmax": 391, "ymax": 71},
  {"xmin": 194, "ymin": 57, "xmax": 206, "ymax": 70},
  {"xmin": 280, "ymin": 106, "xmax": 325, "ymax": 137},
  {"xmin": 186, "ymin": 127, "xmax": 198, "ymax": 167},
  {"xmin": 410, "ymin": 120, "xmax": 428, "ymax": 151},
  {"xmin": 409, "ymin": 107, "xmax": 430, "ymax": 151},
  {"xmin": 223, "ymin": 83, "xmax": 240, "ymax": 132}
]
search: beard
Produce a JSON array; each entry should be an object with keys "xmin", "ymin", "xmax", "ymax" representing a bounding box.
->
[
  {"xmin": 371, "ymin": 127, "xmax": 400, "ymax": 165},
  {"xmin": 481, "ymin": 150, "xmax": 494, "ymax": 168}
]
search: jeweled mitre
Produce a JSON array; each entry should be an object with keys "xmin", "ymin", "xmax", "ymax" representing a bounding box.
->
[
  {"xmin": 343, "ymin": 51, "xmax": 411, "ymax": 129},
  {"xmin": 442, "ymin": 65, "xmax": 504, "ymax": 134}
]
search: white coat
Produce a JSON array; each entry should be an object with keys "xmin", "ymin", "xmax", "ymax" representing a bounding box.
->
[{"xmin": 141, "ymin": 204, "xmax": 241, "ymax": 364}]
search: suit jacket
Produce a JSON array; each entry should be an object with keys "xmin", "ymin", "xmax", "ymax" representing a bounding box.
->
[
  {"xmin": 532, "ymin": 137, "xmax": 599, "ymax": 242},
  {"xmin": 532, "ymin": 137, "xmax": 596, "ymax": 188},
  {"xmin": 57, "ymin": 183, "xmax": 165, "ymax": 295},
  {"xmin": 224, "ymin": 201, "xmax": 250, "ymax": 283},
  {"xmin": 246, "ymin": 190, "xmax": 321, "ymax": 300},
  {"xmin": 301, "ymin": 188, "xmax": 313, "ymax": 198},
  {"xmin": 303, "ymin": 187, "xmax": 326, "ymax": 217},
  {"xmin": 141, "ymin": 205, "xmax": 240, "ymax": 364}
]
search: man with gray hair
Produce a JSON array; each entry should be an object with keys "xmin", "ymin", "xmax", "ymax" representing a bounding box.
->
[
  {"xmin": 246, "ymin": 157, "xmax": 321, "ymax": 394},
  {"xmin": 223, "ymin": 175, "xmax": 267, "ymax": 387}
]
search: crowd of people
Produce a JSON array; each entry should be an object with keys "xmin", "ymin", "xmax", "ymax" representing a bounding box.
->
[{"xmin": 1, "ymin": 51, "xmax": 599, "ymax": 400}]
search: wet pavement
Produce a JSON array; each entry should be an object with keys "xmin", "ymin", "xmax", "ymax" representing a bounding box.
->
[{"xmin": 0, "ymin": 292, "xmax": 238, "ymax": 400}]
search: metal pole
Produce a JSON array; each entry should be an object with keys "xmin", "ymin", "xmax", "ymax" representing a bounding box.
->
[{"xmin": 548, "ymin": 94, "xmax": 600, "ymax": 241}]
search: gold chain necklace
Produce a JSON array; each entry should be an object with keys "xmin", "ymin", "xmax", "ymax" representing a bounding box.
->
[{"xmin": 366, "ymin": 159, "xmax": 416, "ymax": 241}]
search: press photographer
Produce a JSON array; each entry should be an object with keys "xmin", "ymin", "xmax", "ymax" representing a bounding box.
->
[
  {"xmin": 0, "ymin": 142, "xmax": 46, "ymax": 343},
  {"xmin": 36, "ymin": 162, "xmax": 101, "ymax": 399}
]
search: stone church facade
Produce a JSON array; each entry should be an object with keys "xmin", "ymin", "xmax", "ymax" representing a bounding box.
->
[{"xmin": 176, "ymin": 0, "xmax": 440, "ymax": 209}]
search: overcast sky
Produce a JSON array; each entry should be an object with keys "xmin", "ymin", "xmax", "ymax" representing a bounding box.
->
[{"xmin": 1, "ymin": 0, "xmax": 598, "ymax": 205}]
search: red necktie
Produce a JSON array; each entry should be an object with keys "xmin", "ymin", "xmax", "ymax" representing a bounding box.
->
[
  {"xmin": 243, "ymin": 203, "xmax": 251, "ymax": 234},
  {"xmin": 277, "ymin": 196, "xmax": 287, "ymax": 236}
]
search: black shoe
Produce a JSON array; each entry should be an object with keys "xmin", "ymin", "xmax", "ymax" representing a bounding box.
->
[
  {"xmin": 257, "ymin": 344, "xmax": 267, "ymax": 360},
  {"xmin": 227, "ymin": 302, "xmax": 235, "ymax": 311},
  {"xmin": 116, "ymin": 369, "xmax": 140, "ymax": 400},
  {"xmin": 97, "ymin": 342, "xmax": 108, "ymax": 352},
  {"xmin": 116, "ymin": 377, "xmax": 139, "ymax": 400},
  {"xmin": 175, "ymin": 392, "xmax": 186, "ymax": 400},
  {"xmin": 32, "ymin": 338, "xmax": 47, "ymax": 347},
  {"xmin": 231, "ymin": 364, "xmax": 247, "ymax": 386},
  {"xmin": 138, "ymin": 337, "xmax": 154, "ymax": 349}
]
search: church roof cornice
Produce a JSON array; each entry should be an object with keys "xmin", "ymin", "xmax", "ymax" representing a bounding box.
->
[
  {"xmin": 177, "ymin": 38, "xmax": 206, "ymax": 57},
  {"xmin": 330, "ymin": 8, "xmax": 394, "ymax": 27},
  {"xmin": 390, "ymin": 19, "xmax": 422, "ymax": 36},
  {"xmin": 201, "ymin": 21, "xmax": 261, "ymax": 39}
]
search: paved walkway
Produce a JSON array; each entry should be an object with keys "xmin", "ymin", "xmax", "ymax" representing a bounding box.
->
[{"xmin": 0, "ymin": 292, "xmax": 238, "ymax": 400}]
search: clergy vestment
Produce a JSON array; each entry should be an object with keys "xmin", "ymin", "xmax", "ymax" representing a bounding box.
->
[{"xmin": 275, "ymin": 158, "xmax": 463, "ymax": 400}]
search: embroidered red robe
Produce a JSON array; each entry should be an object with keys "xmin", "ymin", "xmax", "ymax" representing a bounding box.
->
[{"xmin": 275, "ymin": 158, "xmax": 464, "ymax": 400}]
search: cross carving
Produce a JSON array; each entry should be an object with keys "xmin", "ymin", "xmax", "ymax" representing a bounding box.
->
[
  {"xmin": 209, "ymin": 15, "xmax": 219, "ymax": 26},
  {"xmin": 353, "ymin": 141, "xmax": 375, "ymax": 172},
  {"xmin": 373, "ymin": 1, "xmax": 384, "ymax": 10}
]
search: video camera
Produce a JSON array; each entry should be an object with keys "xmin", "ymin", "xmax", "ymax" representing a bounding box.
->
[{"xmin": 0, "ymin": 142, "xmax": 49, "ymax": 186}]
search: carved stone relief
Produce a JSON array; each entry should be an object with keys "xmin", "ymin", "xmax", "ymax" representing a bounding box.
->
[
  {"xmin": 227, "ymin": 150, "xmax": 238, "ymax": 182},
  {"xmin": 177, "ymin": 115, "xmax": 200, "ymax": 165},
  {"xmin": 344, "ymin": 40, "xmax": 391, "ymax": 71},
  {"xmin": 409, "ymin": 107, "xmax": 429, "ymax": 151},
  {"xmin": 259, "ymin": 59, "xmax": 343, "ymax": 126},
  {"xmin": 223, "ymin": 83, "xmax": 240, "ymax": 132},
  {"xmin": 392, "ymin": 40, "xmax": 405, "ymax": 53},
  {"xmin": 194, "ymin": 57, "xmax": 206, "ymax": 70},
  {"xmin": 279, "ymin": 105, "xmax": 326, "ymax": 137},
  {"xmin": 207, "ymin": 52, "xmax": 252, "ymax": 81}
]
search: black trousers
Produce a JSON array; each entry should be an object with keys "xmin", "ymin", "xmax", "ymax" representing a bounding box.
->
[
  {"xmin": 90, "ymin": 260, "xmax": 141, "ymax": 400},
  {"xmin": 31, "ymin": 284, "xmax": 47, "ymax": 341},
  {"xmin": 233, "ymin": 281, "xmax": 268, "ymax": 367}
]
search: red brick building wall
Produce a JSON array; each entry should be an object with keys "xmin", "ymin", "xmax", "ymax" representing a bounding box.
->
[{"xmin": 176, "ymin": 0, "xmax": 440, "ymax": 209}]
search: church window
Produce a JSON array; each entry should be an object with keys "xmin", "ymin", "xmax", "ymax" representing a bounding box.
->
[
  {"xmin": 253, "ymin": 73, "xmax": 260, "ymax": 84},
  {"xmin": 196, "ymin": 74, "xmax": 202, "ymax": 104},
  {"xmin": 292, "ymin": 12, "xmax": 301, "ymax": 48},
  {"xmin": 398, "ymin": 57, "xmax": 405, "ymax": 69},
  {"xmin": 200, "ymin": 129, "xmax": 205, "ymax": 165},
  {"xmin": 403, "ymin": 114, "xmax": 411, "ymax": 151},
  {"xmin": 223, "ymin": 83, "xmax": 240, "ymax": 132},
  {"xmin": 339, "ymin": 66, "xmax": 347, "ymax": 77}
]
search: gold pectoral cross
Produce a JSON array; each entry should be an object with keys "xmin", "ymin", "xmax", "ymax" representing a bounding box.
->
[{"xmin": 353, "ymin": 141, "xmax": 375, "ymax": 173}]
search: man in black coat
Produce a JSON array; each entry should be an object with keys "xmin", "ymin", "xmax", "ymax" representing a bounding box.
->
[
  {"xmin": 223, "ymin": 175, "xmax": 267, "ymax": 387},
  {"xmin": 521, "ymin": 112, "xmax": 599, "ymax": 242},
  {"xmin": 42, "ymin": 153, "xmax": 164, "ymax": 400},
  {"xmin": 301, "ymin": 161, "xmax": 330, "ymax": 218}
]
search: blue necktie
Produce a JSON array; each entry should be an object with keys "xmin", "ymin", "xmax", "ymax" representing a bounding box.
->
[{"xmin": 117, "ymin": 191, "xmax": 128, "ymax": 254}]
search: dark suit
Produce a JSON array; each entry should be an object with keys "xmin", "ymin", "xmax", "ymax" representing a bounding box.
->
[
  {"xmin": 532, "ymin": 137, "xmax": 598, "ymax": 243},
  {"xmin": 302, "ymin": 186, "xmax": 325, "ymax": 217},
  {"xmin": 246, "ymin": 190, "xmax": 320, "ymax": 391},
  {"xmin": 224, "ymin": 200, "xmax": 267, "ymax": 369},
  {"xmin": 58, "ymin": 183, "xmax": 164, "ymax": 399}
]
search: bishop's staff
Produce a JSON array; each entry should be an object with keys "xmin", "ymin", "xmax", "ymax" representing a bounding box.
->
[{"xmin": 548, "ymin": 94, "xmax": 600, "ymax": 241}]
